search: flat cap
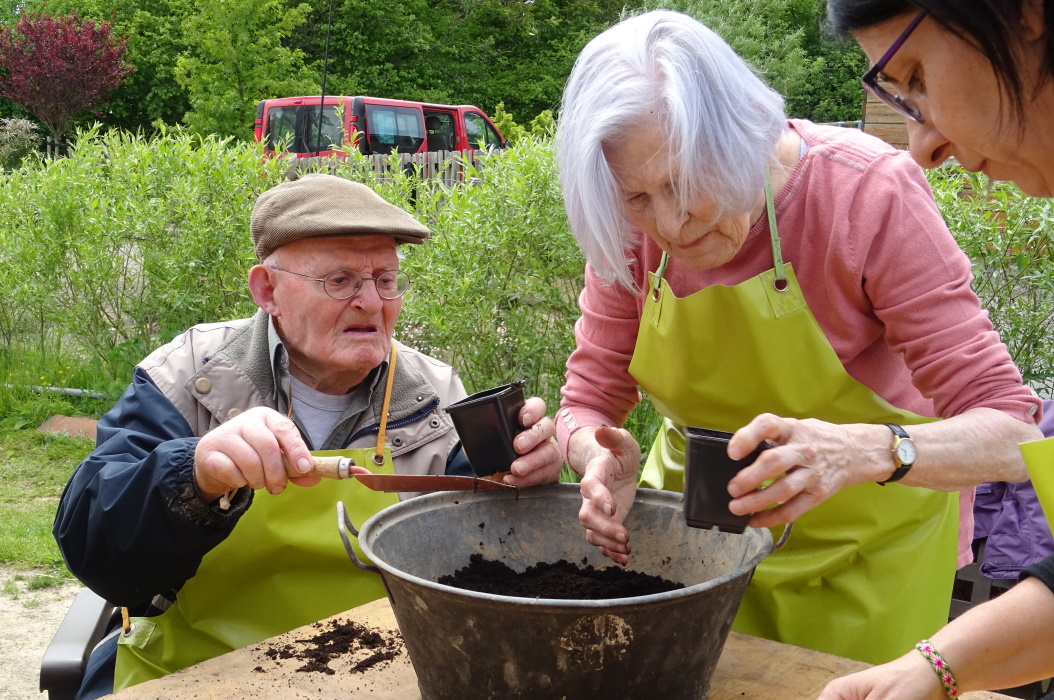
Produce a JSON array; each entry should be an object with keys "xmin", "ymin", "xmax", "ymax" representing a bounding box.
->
[{"xmin": 250, "ymin": 174, "xmax": 431, "ymax": 260}]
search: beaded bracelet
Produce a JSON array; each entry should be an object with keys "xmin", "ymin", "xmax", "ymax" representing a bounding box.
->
[{"xmin": 915, "ymin": 639, "xmax": 959, "ymax": 699}]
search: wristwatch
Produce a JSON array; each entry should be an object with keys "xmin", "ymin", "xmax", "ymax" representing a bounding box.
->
[{"xmin": 879, "ymin": 423, "xmax": 916, "ymax": 485}]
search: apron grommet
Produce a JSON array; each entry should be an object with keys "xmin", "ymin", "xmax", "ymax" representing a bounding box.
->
[
  {"xmin": 372, "ymin": 453, "xmax": 386, "ymax": 466},
  {"xmin": 773, "ymin": 277, "xmax": 789, "ymax": 293}
]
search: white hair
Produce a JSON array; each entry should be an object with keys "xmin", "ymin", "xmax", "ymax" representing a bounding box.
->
[{"xmin": 556, "ymin": 10, "xmax": 787, "ymax": 288}]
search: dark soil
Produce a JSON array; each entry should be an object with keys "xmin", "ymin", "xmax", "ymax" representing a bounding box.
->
[
  {"xmin": 257, "ymin": 618, "xmax": 403, "ymax": 675},
  {"xmin": 438, "ymin": 553, "xmax": 685, "ymax": 600}
]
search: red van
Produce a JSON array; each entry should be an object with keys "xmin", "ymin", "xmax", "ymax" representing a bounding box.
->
[{"xmin": 255, "ymin": 96, "xmax": 506, "ymax": 158}]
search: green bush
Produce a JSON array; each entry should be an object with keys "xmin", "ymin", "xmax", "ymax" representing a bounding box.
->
[
  {"xmin": 928, "ymin": 165, "xmax": 1054, "ymax": 395},
  {"xmin": 0, "ymin": 125, "xmax": 285, "ymax": 380}
]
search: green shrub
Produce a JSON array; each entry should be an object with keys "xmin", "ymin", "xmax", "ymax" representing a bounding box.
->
[
  {"xmin": 0, "ymin": 125, "xmax": 286, "ymax": 380},
  {"xmin": 927, "ymin": 165, "xmax": 1054, "ymax": 396}
]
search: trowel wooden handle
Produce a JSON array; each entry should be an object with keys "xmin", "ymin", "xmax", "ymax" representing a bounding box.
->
[{"xmin": 310, "ymin": 456, "xmax": 355, "ymax": 479}]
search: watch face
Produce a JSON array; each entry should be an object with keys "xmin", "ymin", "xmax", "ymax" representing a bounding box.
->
[{"xmin": 895, "ymin": 439, "xmax": 917, "ymax": 465}]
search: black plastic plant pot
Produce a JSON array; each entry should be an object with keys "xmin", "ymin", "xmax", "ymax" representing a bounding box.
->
[
  {"xmin": 684, "ymin": 427, "xmax": 770, "ymax": 534},
  {"xmin": 444, "ymin": 381, "xmax": 526, "ymax": 477}
]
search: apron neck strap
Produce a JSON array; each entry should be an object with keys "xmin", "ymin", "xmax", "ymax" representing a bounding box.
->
[
  {"xmin": 654, "ymin": 172, "xmax": 786, "ymax": 285},
  {"xmin": 764, "ymin": 171, "xmax": 787, "ymax": 286},
  {"xmin": 374, "ymin": 342, "xmax": 398, "ymax": 466}
]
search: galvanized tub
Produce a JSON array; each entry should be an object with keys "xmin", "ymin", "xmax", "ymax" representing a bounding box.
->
[{"xmin": 338, "ymin": 482, "xmax": 785, "ymax": 700}]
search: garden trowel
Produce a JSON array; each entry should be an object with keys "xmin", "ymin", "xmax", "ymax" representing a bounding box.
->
[{"xmin": 309, "ymin": 456, "xmax": 515, "ymax": 492}]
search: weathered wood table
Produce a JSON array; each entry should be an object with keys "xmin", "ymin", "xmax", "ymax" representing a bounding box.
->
[{"xmin": 109, "ymin": 597, "xmax": 1014, "ymax": 699}]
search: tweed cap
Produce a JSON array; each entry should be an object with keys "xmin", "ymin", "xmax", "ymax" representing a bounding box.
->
[{"xmin": 250, "ymin": 174, "xmax": 431, "ymax": 260}]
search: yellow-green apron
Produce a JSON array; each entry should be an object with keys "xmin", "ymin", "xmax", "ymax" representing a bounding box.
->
[
  {"xmin": 113, "ymin": 446, "xmax": 398, "ymax": 690},
  {"xmin": 1020, "ymin": 437, "xmax": 1054, "ymax": 524},
  {"xmin": 628, "ymin": 187, "xmax": 958, "ymax": 664}
]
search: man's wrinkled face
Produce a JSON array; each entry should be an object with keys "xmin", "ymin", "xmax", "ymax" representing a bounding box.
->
[{"xmin": 251, "ymin": 236, "xmax": 404, "ymax": 394}]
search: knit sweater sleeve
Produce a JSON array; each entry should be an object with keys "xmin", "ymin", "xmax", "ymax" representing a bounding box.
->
[{"xmin": 557, "ymin": 262, "xmax": 645, "ymax": 458}]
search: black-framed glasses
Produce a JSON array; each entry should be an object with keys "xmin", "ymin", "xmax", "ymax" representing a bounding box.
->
[
  {"xmin": 861, "ymin": 9, "xmax": 928, "ymax": 124},
  {"xmin": 269, "ymin": 265, "xmax": 411, "ymax": 300}
]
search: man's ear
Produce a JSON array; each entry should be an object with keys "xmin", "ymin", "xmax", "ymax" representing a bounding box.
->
[{"xmin": 248, "ymin": 265, "xmax": 279, "ymax": 315}]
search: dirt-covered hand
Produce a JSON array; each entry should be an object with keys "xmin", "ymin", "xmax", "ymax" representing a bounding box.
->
[
  {"xmin": 503, "ymin": 396, "xmax": 562, "ymax": 487},
  {"xmin": 193, "ymin": 406, "xmax": 318, "ymax": 503},
  {"xmin": 575, "ymin": 426, "xmax": 641, "ymax": 565}
]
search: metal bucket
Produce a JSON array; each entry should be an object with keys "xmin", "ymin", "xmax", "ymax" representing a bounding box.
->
[{"xmin": 337, "ymin": 482, "xmax": 786, "ymax": 700}]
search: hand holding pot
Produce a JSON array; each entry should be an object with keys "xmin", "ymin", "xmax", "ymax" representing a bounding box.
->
[
  {"xmin": 571, "ymin": 426, "xmax": 641, "ymax": 566},
  {"xmin": 502, "ymin": 396, "xmax": 563, "ymax": 487},
  {"xmin": 194, "ymin": 406, "xmax": 320, "ymax": 503},
  {"xmin": 726, "ymin": 413, "xmax": 882, "ymax": 528}
]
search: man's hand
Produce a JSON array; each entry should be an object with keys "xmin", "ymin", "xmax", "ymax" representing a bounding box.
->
[
  {"xmin": 194, "ymin": 407, "xmax": 319, "ymax": 503},
  {"xmin": 572, "ymin": 426, "xmax": 641, "ymax": 566},
  {"xmin": 503, "ymin": 397, "xmax": 563, "ymax": 487}
]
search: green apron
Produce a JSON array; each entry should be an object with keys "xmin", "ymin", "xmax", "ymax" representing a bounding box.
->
[
  {"xmin": 628, "ymin": 186, "xmax": 958, "ymax": 664},
  {"xmin": 113, "ymin": 446, "xmax": 398, "ymax": 690},
  {"xmin": 1020, "ymin": 437, "xmax": 1054, "ymax": 524}
]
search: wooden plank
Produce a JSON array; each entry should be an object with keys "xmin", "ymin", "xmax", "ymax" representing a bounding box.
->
[
  {"xmin": 111, "ymin": 597, "xmax": 1016, "ymax": 699},
  {"xmin": 862, "ymin": 88, "xmax": 910, "ymax": 150}
]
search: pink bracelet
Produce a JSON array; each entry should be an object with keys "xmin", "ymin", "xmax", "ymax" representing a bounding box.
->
[{"xmin": 915, "ymin": 639, "xmax": 959, "ymax": 699}]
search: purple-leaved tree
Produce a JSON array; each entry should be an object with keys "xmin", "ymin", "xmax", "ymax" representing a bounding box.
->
[{"xmin": 0, "ymin": 12, "xmax": 134, "ymax": 141}]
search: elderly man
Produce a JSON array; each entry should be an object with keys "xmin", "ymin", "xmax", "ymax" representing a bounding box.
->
[{"xmin": 54, "ymin": 174, "xmax": 562, "ymax": 698}]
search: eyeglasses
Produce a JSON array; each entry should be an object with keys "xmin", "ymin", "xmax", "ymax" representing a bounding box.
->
[
  {"xmin": 861, "ymin": 9, "xmax": 928, "ymax": 124},
  {"xmin": 269, "ymin": 265, "xmax": 411, "ymax": 300}
]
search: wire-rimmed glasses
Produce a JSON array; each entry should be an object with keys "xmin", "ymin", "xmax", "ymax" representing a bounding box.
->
[
  {"xmin": 861, "ymin": 9, "xmax": 928, "ymax": 124},
  {"xmin": 269, "ymin": 265, "xmax": 411, "ymax": 300}
]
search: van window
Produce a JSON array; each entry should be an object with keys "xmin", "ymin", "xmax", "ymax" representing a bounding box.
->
[
  {"xmin": 424, "ymin": 111, "xmax": 456, "ymax": 152},
  {"xmin": 465, "ymin": 112, "xmax": 502, "ymax": 150},
  {"xmin": 266, "ymin": 105, "xmax": 343, "ymax": 154},
  {"xmin": 364, "ymin": 105, "xmax": 424, "ymax": 154}
]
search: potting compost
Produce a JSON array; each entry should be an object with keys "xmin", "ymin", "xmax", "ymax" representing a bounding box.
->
[
  {"xmin": 257, "ymin": 618, "xmax": 403, "ymax": 675},
  {"xmin": 438, "ymin": 552, "xmax": 685, "ymax": 599}
]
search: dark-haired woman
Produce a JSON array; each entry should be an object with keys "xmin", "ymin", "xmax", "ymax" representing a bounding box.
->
[{"xmin": 819, "ymin": 1, "xmax": 1054, "ymax": 697}]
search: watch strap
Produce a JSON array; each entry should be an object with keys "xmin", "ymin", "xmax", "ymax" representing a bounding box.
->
[{"xmin": 878, "ymin": 423, "xmax": 913, "ymax": 485}]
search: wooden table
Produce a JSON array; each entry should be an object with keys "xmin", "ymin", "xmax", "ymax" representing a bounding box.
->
[{"xmin": 110, "ymin": 598, "xmax": 1013, "ymax": 699}]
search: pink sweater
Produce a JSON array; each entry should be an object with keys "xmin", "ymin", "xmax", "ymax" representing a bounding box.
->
[{"xmin": 557, "ymin": 120, "xmax": 1041, "ymax": 567}]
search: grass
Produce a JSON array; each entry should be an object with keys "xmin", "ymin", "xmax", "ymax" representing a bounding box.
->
[{"xmin": 0, "ymin": 417, "xmax": 99, "ymax": 576}]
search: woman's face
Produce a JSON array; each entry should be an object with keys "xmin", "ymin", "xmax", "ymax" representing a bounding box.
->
[
  {"xmin": 603, "ymin": 116, "xmax": 751, "ymax": 272},
  {"xmin": 853, "ymin": 11, "xmax": 1054, "ymax": 196}
]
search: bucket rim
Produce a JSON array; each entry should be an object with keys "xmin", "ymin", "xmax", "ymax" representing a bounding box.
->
[{"xmin": 353, "ymin": 482, "xmax": 774, "ymax": 608}]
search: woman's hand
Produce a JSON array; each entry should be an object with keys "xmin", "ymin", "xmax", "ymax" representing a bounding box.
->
[
  {"xmin": 816, "ymin": 650, "xmax": 946, "ymax": 700},
  {"xmin": 725, "ymin": 414, "xmax": 883, "ymax": 528},
  {"xmin": 194, "ymin": 406, "xmax": 321, "ymax": 503},
  {"xmin": 503, "ymin": 396, "xmax": 563, "ymax": 487},
  {"xmin": 570, "ymin": 426, "xmax": 641, "ymax": 565}
]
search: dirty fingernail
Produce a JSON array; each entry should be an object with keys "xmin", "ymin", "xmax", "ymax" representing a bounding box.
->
[
  {"xmin": 604, "ymin": 503, "xmax": 614, "ymax": 517},
  {"xmin": 616, "ymin": 532, "xmax": 627, "ymax": 544}
]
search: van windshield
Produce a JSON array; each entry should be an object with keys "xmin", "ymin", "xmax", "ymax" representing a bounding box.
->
[
  {"xmin": 364, "ymin": 105, "xmax": 424, "ymax": 154},
  {"xmin": 266, "ymin": 105, "xmax": 343, "ymax": 154}
]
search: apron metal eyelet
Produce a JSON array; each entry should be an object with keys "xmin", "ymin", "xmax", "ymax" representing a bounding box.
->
[
  {"xmin": 772, "ymin": 277, "xmax": 790, "ymax": 293},
  {"xmin": 372, "ymin": 453, "xmax": 386, "ymax": 467},
  {"xmin": 651, "ymin": 287, "xmax": 660, "ymax": 302}
]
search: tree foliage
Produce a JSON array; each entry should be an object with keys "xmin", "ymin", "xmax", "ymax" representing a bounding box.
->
[
  {"xmin": 174, "ymin": 0, "xmax": 319, "ymax": 139},
  {"xmin": 0, "ymin": 0, "xmax": 868, "ymax": 136},
  {"xmin": 0, "ymin": 11, "xmax": 133, "ymax": 139}
]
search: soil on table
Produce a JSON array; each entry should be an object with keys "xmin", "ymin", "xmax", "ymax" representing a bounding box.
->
[
  {"xmin": 438, "ymin": 553, "xmax": 685, "ymax": 599},
  {"xmin": 257, "ymin": 617, "xmax": 403, "ymax": 675}
]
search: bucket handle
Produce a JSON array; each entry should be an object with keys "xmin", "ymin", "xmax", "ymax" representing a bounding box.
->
[
  {"xmin": 336, "ymin": 501, "xmax": 380, "ymax": 574},
  {"xmin": 771, "ymin": 522, "xmax": 793, "ymax": 553}
]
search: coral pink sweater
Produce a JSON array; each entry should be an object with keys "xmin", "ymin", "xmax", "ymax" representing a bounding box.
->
[{"xmin": 557, "ymin": 120, "xmax": 1041, "ymax": 568}]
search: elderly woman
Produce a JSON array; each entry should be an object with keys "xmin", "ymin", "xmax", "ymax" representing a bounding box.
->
[
  {"xmin": 816, "ymin": 1, "xmax": 1054, "ymax": 697},
  {"xmin": 554, "ymin": 9, "xmax": 1043, "ymax": 665}
]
